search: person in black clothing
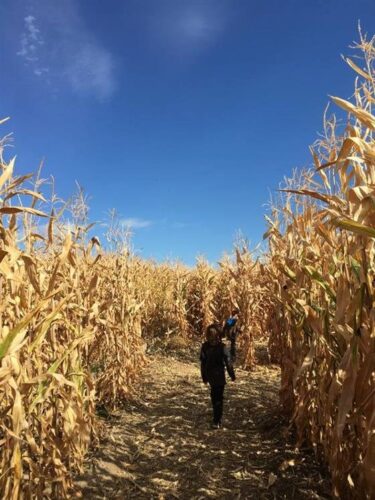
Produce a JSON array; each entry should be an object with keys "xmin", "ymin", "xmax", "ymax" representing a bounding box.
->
[
  {"xmin": 200, "ymin": 324, "xmax": 235, "ymax": 429},
  {"xmin": 222, "ymin": 308, "xmax": 240, "ymax": 363}
]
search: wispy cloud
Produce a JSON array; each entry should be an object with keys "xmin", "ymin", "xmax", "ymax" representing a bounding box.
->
[
  {"xmin": 66, "ymin": 43, "xmax": 116, "ymax": 100},
  {"xmin": 121, "ymin": 218, "xmax": 153, "ymax": 229},
  {"xmin": 17, "ymin": 15, "xmax": 42, "ymax": 62},
  {"xmin": 150, "ymin": 1, "xmax": 226, "ymax": 58},
  {"xmin": 177, "ymin": 9, "xmax": 221, "ymax": 43},
  {"xmin": 16, "ymin": 1, "xmax": 116, "ymax": 100},
  {"xmin": 17, "ymin": 15, "xmax": 49, "ymax": 77}
]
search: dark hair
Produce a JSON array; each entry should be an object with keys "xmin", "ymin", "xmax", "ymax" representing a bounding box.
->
[
  {"xmin": 206, "ymin": 323, "xmax": 220, "ymax": 343},
  {"xmin": 231, "ymin": 308, "xmax": 239, "ymax": 316}
]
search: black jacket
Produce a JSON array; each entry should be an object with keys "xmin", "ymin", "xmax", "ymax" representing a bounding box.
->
[{"xmin": 200, "ymin": 341, "xmax": 235, "ymax": 386}]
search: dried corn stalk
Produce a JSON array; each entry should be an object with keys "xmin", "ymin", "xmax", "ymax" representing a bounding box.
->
[{"xmin": 263, "ymin": 33, "xmax": 375, "ymax": 499}]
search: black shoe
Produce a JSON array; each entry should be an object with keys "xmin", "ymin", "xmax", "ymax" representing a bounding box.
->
[{"xmin": 211, "ymin": 421, "xmax": 222, "ymax": 429}]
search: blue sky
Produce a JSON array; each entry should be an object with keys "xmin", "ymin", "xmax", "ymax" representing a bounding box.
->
[{"xmin": 1, "ymin": 0, "xmax": 374, "ymax": 264}]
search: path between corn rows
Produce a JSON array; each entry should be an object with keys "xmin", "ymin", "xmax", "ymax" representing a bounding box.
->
[{"xmin": 77, "ymin": 344, "xmax": 331, "ymax": 499}]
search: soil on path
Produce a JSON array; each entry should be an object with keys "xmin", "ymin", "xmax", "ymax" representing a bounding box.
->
[{"xmin": 77, "ymin": 345, "xmax": 331, "ymax": 499}]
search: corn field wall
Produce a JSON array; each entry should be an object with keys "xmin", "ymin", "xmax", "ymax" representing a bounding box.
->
[{"xmin": 264, "ymin": 34, "xmax": 375, "ymax": 498}]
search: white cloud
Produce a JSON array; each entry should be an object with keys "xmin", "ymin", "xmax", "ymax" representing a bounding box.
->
[
  {"xmin": 16, "ymin": 1, "xmax": 117, "ymax": 100},
  {"xmin": 33, "ymin": 67, "xmax": 48, "ymax": 76},
  {"xmin": 178, "ymin": 10, "xmax": 219, "ymax": 42},
  {"xmin": 25, "ymin": 15, "xmax": 41, "ymax": 41},
  {"xmin": 121, "ymin": 218, "xmax": 152, "ymax": 229},
  {"xmin": 151, "ymin": 2, "xmax": 226, "ymax": 58},
  {"xmin": 17, "ymin": 15, "xmax": 44, "ymax": 64},
  {"xmin": 66, "ymin": 43, "xmax": 116, "ymax": 100}
]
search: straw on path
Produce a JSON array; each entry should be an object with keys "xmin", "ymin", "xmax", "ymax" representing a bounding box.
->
[{"xmin": 77, "ymin": 343, "xmax": 331, "ymax": 499}]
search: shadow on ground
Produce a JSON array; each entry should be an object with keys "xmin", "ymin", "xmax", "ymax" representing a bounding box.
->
[{"xmin": 77, "ymin": 344, "xmax": 331, "ymax": 499}]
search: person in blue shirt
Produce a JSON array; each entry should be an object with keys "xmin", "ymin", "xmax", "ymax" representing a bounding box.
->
[
  {"xmin": 222, "ymin": 308, "xmax": 240, "ymax": 363},
  {"xmin": 200, "ymin": 324, "xmax": 235, "ymax": 429}
]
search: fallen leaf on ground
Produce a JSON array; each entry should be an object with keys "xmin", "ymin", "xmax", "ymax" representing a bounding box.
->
[
  {"xmin": 268, "ymin": 472, "xmax": 277, "ymax": 487},
  {"xmin": 279, "ymin": 459, "xmax": 296, "ymax": 471}
]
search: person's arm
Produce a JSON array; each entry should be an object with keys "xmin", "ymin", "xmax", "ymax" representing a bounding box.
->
[
  {"xmin": 200, "ymin": 345, "xmax": 208, "ymax": 383},
  {"xmin": 220, "ymin": 323, "xmax": 226, "ymax": 339},
  {"xmin": 223, "ymin": 345, "xmax": 235, "ymax": 381},
  {"xmin": 235, "ymin": 322, "xmax": 241, "ymax": 338}
]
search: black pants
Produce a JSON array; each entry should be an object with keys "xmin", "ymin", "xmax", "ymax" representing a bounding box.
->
[
  {"xmin": 229, "ymin": 331, "xmax": 238, "ymax": 363},
  {"xmin": 210, "ymin": 384, "xmax": 225, "ymax": 424},
  {"xmin": 230, "ymin": 338, "xmax": 236, "ymax": 362}
]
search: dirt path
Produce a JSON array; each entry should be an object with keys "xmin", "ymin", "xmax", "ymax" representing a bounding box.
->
[{"xmin": 77, "ymin": 347, "xmax": 330, "ymax": 499}]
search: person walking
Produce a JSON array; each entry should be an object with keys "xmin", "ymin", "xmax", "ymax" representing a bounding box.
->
[
  {"xmin": 222, "ymin": 308, "xmax": 240, "ymax": 363},
  {"xmin": 200, "ymin": 324, "xmax": 235, "ymax": 429}
]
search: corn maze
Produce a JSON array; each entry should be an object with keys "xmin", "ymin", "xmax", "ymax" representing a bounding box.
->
[{"xmin": 1, "ymin": 34, "xmax": 375, "ymax": 498}]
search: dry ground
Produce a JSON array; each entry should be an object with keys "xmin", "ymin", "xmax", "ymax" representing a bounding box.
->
[{"xmin": 77, "ymin": 344, "xmax": 331, "ymax": 499}]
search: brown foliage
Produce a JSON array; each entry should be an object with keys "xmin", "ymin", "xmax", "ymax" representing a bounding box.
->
[{"xmin": 263, "ymin": 32, "xmax": 375, "ymax": 499}]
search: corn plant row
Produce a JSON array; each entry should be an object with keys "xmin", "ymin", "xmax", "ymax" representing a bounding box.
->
[
  {"xmin": 263, "ymin": 34, "xmax": 375, "ymax": 498},
  {"xmin": 0, "ymin": 155, "xmax": 147, "ymax": 497}
]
